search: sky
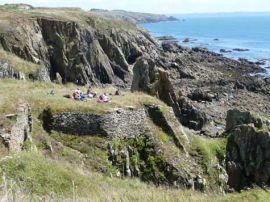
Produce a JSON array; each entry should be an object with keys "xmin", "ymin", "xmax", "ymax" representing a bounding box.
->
[{"xmin": 1, "ymin": 0, "xmax": 270, "ymax": 14}]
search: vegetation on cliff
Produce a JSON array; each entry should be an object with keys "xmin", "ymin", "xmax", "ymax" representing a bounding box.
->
[{"xmin": 0, "ymin": 4, "xmax": 270, "ymax": 201}]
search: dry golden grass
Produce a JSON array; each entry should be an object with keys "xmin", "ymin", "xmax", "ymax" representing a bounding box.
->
[
  {"xmin": 0, "ymin": 79, "xmax": 164, "ymax": 115},
  {"xmin": 0, "ymin": 80, "xmax": 269, "ymax": 201},
  {"xmin": 0, "ymin": 50, "xmax": 41, "ymax": 75},
  {"xmin": 0, "ymin": 6, "xmax": 139, "ymax": 33}
]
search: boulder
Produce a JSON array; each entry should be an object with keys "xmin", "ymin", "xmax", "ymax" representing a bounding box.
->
[
  {"xmin": 0, "ymin": 61, "xmax": 14, "ymax": 79},
  {"xmin": 220, "ymin": 49, "xmax": 232, "ymax": 53},
  {"xmin": 234, "ymin": 81, "xmax": 245, "ymax": 90},
  {"xmin": 225, "ymin": 109, "xmax": 270, "ymax": 190},
  {"xmin": 156, "ymin": 36, "xmax": 178, "ymax": 44},
  {"xmin": 225, "ymin": 109, "xmax": 263, "ymax": 131},
  {"xmin": 187, "ymin": 89, "xmax": 214, "ymax": 102},
  {"xmin": 178, "ymin": 98, "xmax": 208, "ymax": 131},
  {"xmin": 131, "ymin": 57, "xmax": 208, "ymax": 131},
  {"xmin": 233, "ymin": 48, "xmax": 250, "ymax": 52},
  {"xmin": 131, "ymin": 57, "xmax": 158, "ymax": 96},
  {"xmin": 162, "ymin": 43, "xmax": 181, "ymax": 53},
  {"xmin": 194, "ymin": 175, "xmax": 207, "ymax": 191},
  {"xmin": 226, "ymin": 124, "xmax": 270, "ymax": 190}
]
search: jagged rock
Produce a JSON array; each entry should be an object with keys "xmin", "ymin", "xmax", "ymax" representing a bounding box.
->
[
  {"xmin": 36, "ymin": 66, "xmax": 51, "ymax": 82},
  {"xmin": 131, "ymin": 57, "xmax": 208, "ymax": 131},
  {"xmin": 194, "ymin": 175, "xmax": 207, "ymax": 191},
  {"xmin": 0, "ymin": 103, "xmax": 32, "ymax": 152},
  {"xmin": 0, "ymin": 59, "xmax": 50, "ymax": 82},
  {"xmin": 161, "ymin": 43, "xmax": 181, "ymax": 53},
  {"xmin": 215, "ymin": 164, "xmax": 229, "ymax": 192},
  {"xmin": 0, "ymin": 13, "xmax": 156, "ymax": 86},
  {"xmin": 0, "ymin": 61, "xmax": 14, "ymax": 79},
  {"xmin": 220, "ymin": 49, "xmax": 232, "ymax": 53},
  {"xmin": 131, "ymin": 57, "xmax": 158, "ymax": 96},
  {"xmin": 178, "ymin": 98, "xmax": 208, "ymax": 131},
  {"xmin": 233, "ymin": 48, "xmax": 250, "ymax": 52},
  {"xmin": 187, "ymin": 89, "xmax": 214, "ymax": 102},
  {"xmin": 123, "ymin": 149, "xmax": 132, "ymax": 177},
  {"xmin": 234, "ymin": 81, "xmax": 246, "ymax": 90},
  {"xmin": 145, "ymin": 104, "xmax": 189, "ymax": 148},
  {"xmin": 131, "ymin": 58, "xmax": 177, "ymax": 108},
  {"xmin": 225, "ymin": 109, "xmax": 270, "ymax": 190},
  {"xmin": 55, "ymin": 72, "xmax": 63, "ymax": 84},
  {"xmin": 225, "ymin": 109, "xmax": 263, "ymax": 131},
  {"xmin": 107, "ymin": 134, "xmax": 198, "ymax": 189}
]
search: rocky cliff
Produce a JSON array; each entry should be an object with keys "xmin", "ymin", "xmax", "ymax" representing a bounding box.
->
[
  {"xmin": 39, "ymin": 103, "xmax": 226, "ymax": 191},
  {"xmin": 89, "ymin": 9, "xmax": 178, "ymax": 24},
  {"xmin": 1, "ymin": 6, "xmax": 270, "ymax": 138},
  {"xmin": 1, "ymin": 5, "xmax": 270, "ymax": 196},
  {"xmin": 0, "ymin": 7, "xmax": 157, "ymax": 86},
  {"xmin": 225, "ymin": 109, "xmax": 270, "ymax": 191}
]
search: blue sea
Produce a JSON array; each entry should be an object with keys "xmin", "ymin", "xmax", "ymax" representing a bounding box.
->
[{"xmin": 142, "ymin": 13, "xmax": 270, "ymax": 74}]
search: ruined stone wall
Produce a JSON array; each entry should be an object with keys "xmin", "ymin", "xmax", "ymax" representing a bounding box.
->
[
  {"xmin": 0, "ymin": 103, "xmax": 32, "ymax": 152},
  {"xmin": 51, "ymin": 108, "xmax": 149, "ymax": 139}
]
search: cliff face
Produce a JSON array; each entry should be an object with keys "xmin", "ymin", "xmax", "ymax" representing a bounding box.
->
[
  {"xmin": 0, "ymin": 8, "xmax": 157, "ymax": 86},
  {"xmin": 2, "ymin": 6, "xmax": 270, "ymax": 196},
  {"xmin": 1, "ymin": 7, "xmax": 270, "ymax": 137}
]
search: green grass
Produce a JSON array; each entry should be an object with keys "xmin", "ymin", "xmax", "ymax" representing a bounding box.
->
[
  {"xmin": 190, "ymin": 136, "xmax": 226, "ymax": 172},
  {"xmin": 51, "ymin": 132, "xmax": 115, "ymax": 174},
  {"xmin": 0, "ymin": 152, "xmax": 96, "ymax": 196},
  {"xmin": 189, "ymin": 135, "xmax": 227, "ymax": 190},
  {"xmin": 1, "ymin": 152, "xmax": 270, "ymax": 201}
]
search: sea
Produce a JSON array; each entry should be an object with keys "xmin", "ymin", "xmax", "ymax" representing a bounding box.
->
[{"xmin": 141, "ymin": 13, "xmax": 270, "ymax": 75}]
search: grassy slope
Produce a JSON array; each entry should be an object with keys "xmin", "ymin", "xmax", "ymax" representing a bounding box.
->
[
  {"xmin": 0, "ymin": 152, "xmax": 269, "ymax": 201},
  {"xmin": 0, "ymin": 79, "xmax": 163, "ymax": 115},
  {"xmin": 0, "ymin": 7, "xmax": 269, "ymax": 201},
  {"xmin": 0, "ymin": 5, "xmax": 139, "ymax": 33},
  {"xmin": 0, "ymin": 50, "xmax": 42, "ymax": 75},
  {"xmin": 0, "ymin": 78, "xmax": 268, "ymax": 201}
]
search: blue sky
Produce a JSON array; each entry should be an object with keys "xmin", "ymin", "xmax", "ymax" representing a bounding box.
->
[{"xmin": 1, "ymin": 0, "xmax": 270, "ymax": 14}]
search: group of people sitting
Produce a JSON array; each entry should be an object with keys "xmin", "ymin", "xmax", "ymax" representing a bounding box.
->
[{"xmin": 72, "ymin": 87, "xmax": 121, "ymax": 103}]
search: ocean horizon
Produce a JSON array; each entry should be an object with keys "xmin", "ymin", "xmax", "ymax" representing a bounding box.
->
[{"xmin": 142, "ymin": 12, "xmax": 270, "ymax": 75}]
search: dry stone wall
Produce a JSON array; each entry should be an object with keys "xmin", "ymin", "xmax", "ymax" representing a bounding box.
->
[{"xmin": 51, "ymin": 108, "xmax": 149, "ymax": 139}]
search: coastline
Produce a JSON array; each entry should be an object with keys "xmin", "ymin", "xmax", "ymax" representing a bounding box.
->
[{"xmin": 141, "ymin": 16, "xmax": 270, "ymax": 76}]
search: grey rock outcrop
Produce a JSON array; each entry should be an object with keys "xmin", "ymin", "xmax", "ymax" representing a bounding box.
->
[
  {"xmin": 225, "ymin": 109, "xmax": 270, "ymax": 190},
  {"xmin": 0, "ymin": 61, "xmax": 14, "ymax": 79},
  {"xmin": 0, "ymin": 61, "xmax": 26, "ymax": 80},
  {"xmin": 0, "ymin": 13, "xmax": 157, "ymax": 86},
  {"xmin": 226, "ymin": 109, "xmax": 264, "ymax": 132},
  {"xmin": 0, "ymin": 103, "xmax": 32, "ymax": 152},
  {"xmin": 0, "ymin": 60, "xmax": 47, "ymax": 81},
  {"xmin": 131, "ymin": 57, "xmax": 208, "ymax": 131},
  {"xmin": 107, "ymin": 133, "xmax": 197, "ymax": 189},
  {"xmin": 145, "ymin": 104, "xmax": 189, "ymax": 150},
  {"xmin": 187, "ymin": 89, "xmax": 214, "ymax": 102},
  {"xmin": 36, "ymin": 66, "xmax": 51, "ymax": 82}
]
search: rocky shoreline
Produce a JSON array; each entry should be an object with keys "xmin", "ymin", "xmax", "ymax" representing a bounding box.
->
[{"xmin": 0, "ymin": 5, "xmax": 270, "ymax": 196}]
